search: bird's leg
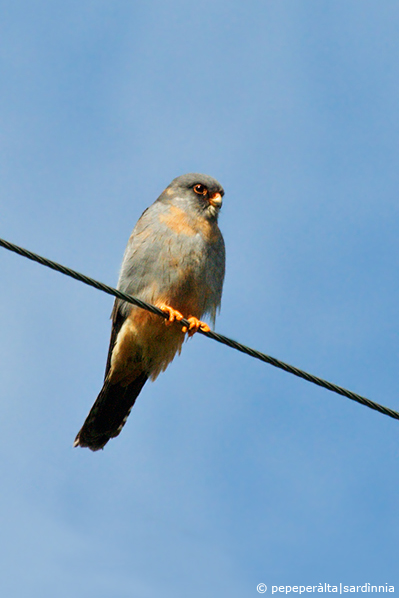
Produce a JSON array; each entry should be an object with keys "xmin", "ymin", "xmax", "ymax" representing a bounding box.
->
[
  {"xmin": 159, "ymin": 304, "xmax": 185, "ymax": 326},
  {"xmin": 182, "ymin": 316, "xmax": 211, "ymax": 337}
]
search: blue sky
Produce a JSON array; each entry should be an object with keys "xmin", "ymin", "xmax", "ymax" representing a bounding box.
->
[{"xmin": 1, "ymin": 1, "xmax": 399, "ymax": 596}]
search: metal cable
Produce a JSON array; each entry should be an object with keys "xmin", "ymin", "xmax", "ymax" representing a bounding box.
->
[{"xmin": 1, "ymin": 236, "xmax": 398, "ymax": 422}]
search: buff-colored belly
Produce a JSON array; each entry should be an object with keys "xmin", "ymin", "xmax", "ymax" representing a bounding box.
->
[{"xmin": 109, "ymin": 306, "xmax": 186, "ymax": 385}]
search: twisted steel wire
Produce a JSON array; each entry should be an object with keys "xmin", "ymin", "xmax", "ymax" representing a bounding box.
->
[{"xmin": 1, "ymin": 236, "xmax": 399, "ymax": 422}]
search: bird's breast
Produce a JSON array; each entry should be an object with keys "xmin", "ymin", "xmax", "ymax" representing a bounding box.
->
[{"xmin": 158, "ymin": 204, "xmax": 219, "ymax": 243}]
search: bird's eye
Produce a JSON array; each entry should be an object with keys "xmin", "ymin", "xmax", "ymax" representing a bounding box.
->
[{"xmin": 193, "ymin": 184, "xmax": 207, "ymax": 195}]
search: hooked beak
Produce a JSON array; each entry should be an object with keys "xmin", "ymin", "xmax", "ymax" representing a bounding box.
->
[{"xmin": 208, "ymin": 192, "xmax": 223, "ymax": 208}]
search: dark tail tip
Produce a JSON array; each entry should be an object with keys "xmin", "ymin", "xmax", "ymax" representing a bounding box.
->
[{"xmin": 74, "ymin": 372, "xmax": 148, "ymax": 451}]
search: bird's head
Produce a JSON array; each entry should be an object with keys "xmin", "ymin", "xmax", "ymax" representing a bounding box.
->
[{"xmin": 161, "ymin": 173, "xmax": 224, "ymax": 220}]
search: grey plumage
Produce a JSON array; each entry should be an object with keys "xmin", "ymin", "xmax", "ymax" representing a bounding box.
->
[{"xmin": 74, "ymin": 173, "xmax": 225, "ymax": 450}]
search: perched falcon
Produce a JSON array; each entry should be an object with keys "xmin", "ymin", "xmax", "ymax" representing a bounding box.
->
[{"xmin": 74, "ymin": 173, "xmax": 225, "ymax": 450}]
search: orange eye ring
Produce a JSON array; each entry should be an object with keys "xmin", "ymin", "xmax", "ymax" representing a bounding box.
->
[{"xmin": 193, "ymin": 184, "xmax": 208, "ymax": 195}]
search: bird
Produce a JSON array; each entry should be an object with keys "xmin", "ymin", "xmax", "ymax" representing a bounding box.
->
[{"xmin": 74, "ymin": 173, "xmax": 225, "ymax": 450}]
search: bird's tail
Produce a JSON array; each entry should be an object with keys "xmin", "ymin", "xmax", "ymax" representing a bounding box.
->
[{"xmin": 74, "ymin": 372, "xmax": 148, "ymax": 451}]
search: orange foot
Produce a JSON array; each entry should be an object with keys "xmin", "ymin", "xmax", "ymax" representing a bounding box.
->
[
  {"xmin": 182, "ymin": 316, "xmax": 211, "ymax": 337},
  {"xmin": 159, "ymin": 305, "xmax": 210, "ymax": 337},
  {"xmin": 159, "ymin": 304, "xmax": 185, "ymax": 326}
]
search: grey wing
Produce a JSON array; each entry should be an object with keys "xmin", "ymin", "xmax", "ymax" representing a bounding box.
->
[
  {"xmin": 204, "ymin": 232, "xmax": 226, "ymax": 325},
  {"xmin": 103, "ymin": 205, "xmax": 159, "ymax": 378},
  {"xmin": 116, "ymin": 205, "xmax": 167, "ymax": 306}
]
